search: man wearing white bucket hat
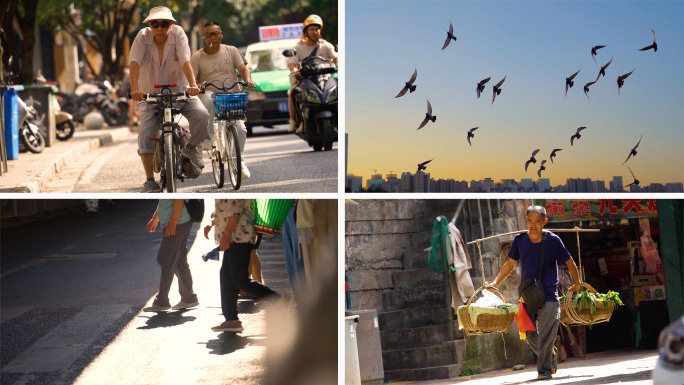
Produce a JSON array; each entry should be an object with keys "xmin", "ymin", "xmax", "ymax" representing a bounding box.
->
[{"xmin": 129, "ymin": 6, "xmax": 210, "ymax": 192}]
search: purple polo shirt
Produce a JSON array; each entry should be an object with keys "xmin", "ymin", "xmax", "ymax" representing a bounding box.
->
[{"xmin": 508, "ymin": 231, "xmax": 572, "ymax": 302}]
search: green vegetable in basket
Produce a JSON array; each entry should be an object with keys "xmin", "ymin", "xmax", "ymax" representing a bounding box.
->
[
  {"xmin": 496, "ymin": 303, "xmax": 517, "ymax": 317},
  {"xmin": 564, "ymin": 290, "xmax": 623, "ymax": 314}
]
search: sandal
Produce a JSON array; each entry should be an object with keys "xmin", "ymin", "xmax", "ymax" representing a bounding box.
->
[{"xmin": 537, "ymin": 372, "xmax": 552, "ymax": 380}]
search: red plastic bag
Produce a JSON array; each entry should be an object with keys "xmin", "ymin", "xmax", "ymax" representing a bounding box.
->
[{"xmin": 514, "ymin": 300, "xmax": 536, "ymax": 333}]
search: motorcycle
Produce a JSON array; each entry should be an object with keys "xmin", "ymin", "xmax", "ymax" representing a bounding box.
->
[
  {"xmin": 283, "ymin": 48, "xmax": 338, "ymax": 151},
  {"xmin": 51, "ymin": 87, "xmax": 75, "ymax": 140},
  {"xmin": 17, "ymin": 95, "xmax": 46, "ymax": 153},
  {"xmin": 59, "ymin": 81, "xmax": 129, "ymax": 126}
]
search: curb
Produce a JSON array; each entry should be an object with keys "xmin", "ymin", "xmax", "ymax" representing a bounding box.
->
[{"xmin": 11, "ymin": 127, "xmax": 132, "ymax": 193}]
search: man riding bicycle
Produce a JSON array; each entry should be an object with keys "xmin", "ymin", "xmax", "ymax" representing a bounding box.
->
[
  {"xmin": 287, "ymin": 14, "xmax": 338, "ymax": 134},
  {"xmin": 129, "ymin": 6, "xmax": 210, "ymax": 193},
  {"xmin": 191, "ymin": 22, "xmax": 256, "ymax": 179}
]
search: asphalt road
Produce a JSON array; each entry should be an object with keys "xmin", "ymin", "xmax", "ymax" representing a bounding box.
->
[
  {"xmin": 0, "ymin": 200, "xmax": 299, "ymax": 385},
  {"xmin": 43, "ymin": 126, "xmax": 338, "ymax": 193}
]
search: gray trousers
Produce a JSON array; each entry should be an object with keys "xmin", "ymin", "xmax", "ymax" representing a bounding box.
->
[
  {"xmin": 137, "ymin": 98, "xmax": 210, "ymax": 155},
  {"xmin": 526, "ymin": 301, "xmax": 560, "ymax": 375},
  {"xmin": 153, "ymin": 221, "xmax": 198, "ymax": 307},
  {"xmin": 199, "ymin": 92, "xmax": 247, "ymax": 158}
]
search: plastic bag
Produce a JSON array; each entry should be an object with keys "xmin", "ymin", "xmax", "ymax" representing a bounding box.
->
[{"xmin": 472, "ymin": 289, "xmax": 504, "ymax": 308}]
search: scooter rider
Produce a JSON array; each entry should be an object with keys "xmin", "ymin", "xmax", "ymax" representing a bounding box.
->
[
  {"xmin": 287, "ymin": 14, "xmax": 338, "ymax": 134},
  {"xmin": 191, "ymin": 22, "xmax": 256, "ymax": 179},
  {"xmin": 129, "ymin": 6, "xmax": 210, "ymax": 193}
]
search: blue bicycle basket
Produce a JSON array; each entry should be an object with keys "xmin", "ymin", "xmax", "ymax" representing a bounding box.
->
[{"xmin": 212, "ymin": 92, "xmax": 248, "ymax": 120}]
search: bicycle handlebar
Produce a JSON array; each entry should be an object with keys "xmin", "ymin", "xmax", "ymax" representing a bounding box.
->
[{"xmin": 202, "ymin": 80, "xmax": 248, "ymax": 92}]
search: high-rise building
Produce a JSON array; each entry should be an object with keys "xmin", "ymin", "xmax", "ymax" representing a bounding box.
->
[
  {"xmin": 366, "ymin": 173, "xmax": 384, "ymax": 191},
  {"xmin": 482, "ymin": 178, "xmax": 495, "ymax": 192},
  {"xmin": 400, "ymin": 172, "xmax": 413, "ymax": 192},
  {"xmin": 346, "ymin": 174, "xmax": 362, "ymax": 192},
  {"xmin": 612, "ymin": 176, "xmax": 624, "ymax": 192},
  {"xmin": 384, "ymin": 173, "xmax": 401, "ymax": 192},
  {"xmin": 665, "ymin": 182, "xmax": 684, "ymax": 193},
  {"xmin": 538, "ymin": 178, "xmax": 551, "ymax": 192},
  {"xmin": 520, "ymin": 179, "xmax": 534, "ymax": 192}
]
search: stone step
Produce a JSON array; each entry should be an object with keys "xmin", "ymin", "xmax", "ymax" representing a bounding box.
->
[
  {"xmin": 380, "ymin": 324, "xmax": 451, "ymax": 351},
  {"xmin": 392, "ymin": 267, "xmax": 443, "ymax": 290},
  {"xmin": 382, "ymin": 285, "xmax": 445, "ymax": 312},
  {"xmin": 384, "ymin": 363, "xmax": 462, "ymax": 383},
  {"xmin": 382, "ymin": 343, "xmax": 457, "ymax": 371},
  {"xmin": 378, "ymin": 305, "xmax": 448, "ymax": 331}
]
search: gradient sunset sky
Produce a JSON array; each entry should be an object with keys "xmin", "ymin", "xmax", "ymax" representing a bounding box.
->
[{"xmin": 345, "ymin": 0, "xmax": 684, "ymax": 186}]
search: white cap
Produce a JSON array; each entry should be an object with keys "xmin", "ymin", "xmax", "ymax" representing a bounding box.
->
[{"xmin": 143, "ymin": 6, "xmax": 176, "ymax": 23}]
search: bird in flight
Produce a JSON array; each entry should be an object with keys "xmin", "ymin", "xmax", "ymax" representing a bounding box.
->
[
  {"xmin": 549, "ymin": 148, "xmax": 562, "ymax": 164},
  {"xmin": 620, "ymin": 134, "xmax": 643, "ymax": 166},
  {"xmin": 417, "ymin": 159, "xmax": 434, "ymax": 173},
  {"xmin": 617, "ymin": 69, "xmax": 635, "ymax": 95},
  {"xmin": 525, "ymin": 149, "xmax": 540, "ymax": 172},
  {"xmin": 417, "ymin": 99, "xmax": 436, "ymax": 130},
  {"xmin": 537, "ymin": 160, "xmax": 547, "ymax": 178},
  {"xmin": 598, "ymin": 57, "xmax": 613, "ymax": 78},
  {"xmin": 467, "ymin": 127, "xmax": 479, "ymax": 146},
  {"xmin": 476, "ymin": 77, "xmax": 491, "ymax": 99},
  {"xmin": 442, "ymin": 21, "xmax": 457, "ymax": 50},
  {"xmin": 395, "ymin": 68, "xmax": 417, "ymax": 98},
  {"xmin": 492, "ymin": 75, "xmax": 507, "ymax": 105},
  {"xmin": 625, "ymin": 166, "xmax": 640, "ymax": 187},
  {"xmin": 583, "ymin": 73, "xmax": 600, "ymax": 99},
  {"xmin": 591, "ymin": 45, "xmax": 606, "ymax": 63},
  {"xmin": 570, "ymin": 126, "xmax": 587, "ymax": 146},
  {"xmin": 565, "ymin": 67, "xmax": 581, "ymax": 97},
  {"xmin": 638, "ymin": 29, "xmax": 657, "ymax": 52}
]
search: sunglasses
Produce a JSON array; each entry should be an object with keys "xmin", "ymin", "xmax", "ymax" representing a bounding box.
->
[
  {"xmin": 204, "ymin": 32, "xmax": 222, "ymax": 38},
  {"xmin": 150, "ymin": 20, "xmax": 171, "ymax": 29}
]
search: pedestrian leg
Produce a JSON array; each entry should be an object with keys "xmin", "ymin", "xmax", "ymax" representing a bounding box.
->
[
  {"xmin": 172, "ymin": 221, "xmax": 198, "ymax": 304},
  {"xmin": 153, "ymin": 223, "xmax": 191, "ymax": 307},
  {"xmin": 533, "ymin": 301, "xmax": 560, "ymax": 375}
]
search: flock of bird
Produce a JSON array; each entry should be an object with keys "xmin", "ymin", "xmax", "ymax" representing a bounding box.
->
[{"xmin": 393, "ymin": 21, "xmax": 658, "ymax": 189}]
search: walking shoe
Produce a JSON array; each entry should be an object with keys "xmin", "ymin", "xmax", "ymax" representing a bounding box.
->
[
  {"xmin": 551, "ymin": 349, "xmax": 558, "ymax": 374},
  {"xmin": 143, "ymin": 304, "xmax": 170, "ymax": 312},
  {"xmin": 181, "ymin": 144, "xmax": 205, "ymax": 169},
  {"xmin": 241, "ymin": 162, "xmax": 251, "ymax": 179},
  {"xmin": 212, "ymin": 320, "xmax": 244, "ymax": 332},
  {"xmin": 287, "ymin": 120, "xmax": 297, "ymax": 132},
  {"xmin": 171, "ymin": 301, "xmax": 199, "ymax": 310},
  {"xmin": 295, "ymin": 123, "xmax": 304, "ymax": 134},
  {"xmin": 141, "ymin": 180, "xmax": 162, "ymax": 193}
]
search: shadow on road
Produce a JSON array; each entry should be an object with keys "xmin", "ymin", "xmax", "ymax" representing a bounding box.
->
[
  {"xmin": 137, "ymin": 310, "xmax": 197, "ymax": 329},
  {"xmin": 204, "ymin": 332, "xmax": 267, "ymax": 355}
]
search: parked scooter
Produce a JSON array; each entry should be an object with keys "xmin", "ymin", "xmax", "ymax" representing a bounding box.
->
[
  {"xmin": 17, "ymin": 96, "xmax": 45, "ymax": 153},
  {"xmin": 50, "ymin": 87, "xmax": 76, "ymax": 140},
  {"xmin": 283, "ymin": 48, "xmax": 338, "ymax": 151}
]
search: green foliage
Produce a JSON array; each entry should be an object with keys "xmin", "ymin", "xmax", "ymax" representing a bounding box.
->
[
  {"xmin": 496, "ymin": 303, "xmax": 516, "ymax": 317},
  {"xmin": 459, "ymin": 367, "xmax": 482, "ymax": 376},
  {"xmin": 559, "ymin": 290, "xmax": 624, "ymax": 314}
]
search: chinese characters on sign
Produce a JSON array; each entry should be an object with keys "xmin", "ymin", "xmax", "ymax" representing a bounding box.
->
[
  {"xmin": 258, "ymin": 23, "xmax": 303, "ymax": 42},
  {"xmin": 540, "ymin": 199, "xmax": 658, "ymax": 223}
]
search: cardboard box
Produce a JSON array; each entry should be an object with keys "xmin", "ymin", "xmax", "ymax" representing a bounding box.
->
[
  {"xmin": 632, "ymin": 274, "xmax": 660, "ymax": 286},
  {"xmin": 643, "ymin": 285, "xmax": 666, "ymax": 301}
]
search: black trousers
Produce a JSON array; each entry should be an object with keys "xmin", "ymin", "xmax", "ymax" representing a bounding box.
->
[{"xmin": 220, "ymin": 242, "xmax": 277, "ymax": 320}]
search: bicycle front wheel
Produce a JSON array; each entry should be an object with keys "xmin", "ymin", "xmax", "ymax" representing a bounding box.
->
[
  {"xmin": 164, "ymin": 133, "xmax": 177, "ymax": 193},
  {"xmin": 226, "ymin": 123, "xmax": 242, "ymax": 190}
]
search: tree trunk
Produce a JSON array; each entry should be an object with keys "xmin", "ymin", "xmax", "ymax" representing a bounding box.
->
[{"xmin": 19, "ymin": 0, "xmax": 40, "ymax": 83}]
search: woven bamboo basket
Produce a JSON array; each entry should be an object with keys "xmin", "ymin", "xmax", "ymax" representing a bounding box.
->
[
  {"xmin": 457, "ymin": 286, "xmax": 516, "ymax": 336},
  {"xmin": 560, "ymin": 282, "xmax": 615, "ymax": 327}
]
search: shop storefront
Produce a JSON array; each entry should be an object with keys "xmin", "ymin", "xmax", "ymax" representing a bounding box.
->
[{"xmin": 535, "ymin": 199, "xmax": 671, "ymax": 353}]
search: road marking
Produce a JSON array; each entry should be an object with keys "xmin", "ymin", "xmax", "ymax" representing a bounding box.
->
[
  {"xmin": 40, "ymin": 253, "xmax": 118, "ymax": 260},
  {"xmin": 0, "ymin": 306, "xmax": 34, "ymax": 323},
  {"xmin": 1, "ymin": 304, "xmax": 132, "ymax": 373},
  {"xmin": 78, "ymin": 143, "xmax": 128, "ymax": 185}
]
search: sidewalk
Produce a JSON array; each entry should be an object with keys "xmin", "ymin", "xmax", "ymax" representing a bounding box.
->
[
  {"xmin": 0, "ymin": 126, "xmax": 133, "ymax": 193},
  {"xmin": 391, "ymin": 349, "xmax": 659, "ymax": 385}
]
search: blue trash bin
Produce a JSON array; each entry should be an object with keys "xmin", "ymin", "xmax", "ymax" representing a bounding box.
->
[{"xmin": 3, "ymin": 87, "xmax": 23, "ymax": 160}]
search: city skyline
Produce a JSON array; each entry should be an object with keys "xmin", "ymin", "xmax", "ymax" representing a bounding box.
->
[
  {"xmin": 346, "ymin": 170, "xmax": 684, "ymax": 193},
  {"xmin": 346, "ymin": 1, "xmax": 684, "ymax": 187}
]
